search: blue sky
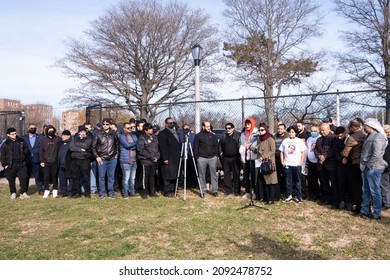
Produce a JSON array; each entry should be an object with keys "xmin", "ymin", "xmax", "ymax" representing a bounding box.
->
[{"xmin": 0, "ymin": 0, "xmax": 345, "ymax": 112}]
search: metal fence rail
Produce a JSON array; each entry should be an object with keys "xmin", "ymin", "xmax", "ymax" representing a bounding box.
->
[{"xmin": 86, "ymin": 90, "xmax": 385, "ymax": 132}]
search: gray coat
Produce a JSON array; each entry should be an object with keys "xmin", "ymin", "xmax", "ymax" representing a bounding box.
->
[{"xmin": 360, "ymin": 131, "xmax": 388, "ymax": 171}]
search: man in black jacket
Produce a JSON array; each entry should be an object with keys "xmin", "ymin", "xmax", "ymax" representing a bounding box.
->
[
  {"xmin": 69, "ymin": 125, "xmax": 93, "ymax": 198},
  {"xmin": 194, "ymin": 121, "xmax": 219, "ymax": 197},
  {"xmin": 0, "ymin": 127, "xmax": 29, "ymax": 200},
  {"xmin": 136, "ymin": 123, "xmax": 160, "ymax": 199},
  {"xmin": 40, "ymin": 125, "xmax": 62, "ymax": 198},
  {"xmin": 158, "ymin": 117, "xmax": 181, "ymax": 197},
  {"xmin": 92, "ymin": 118, "xmax": 119, "ymax": 199},
  {"xmin": 220, "ymin": 122, "xmax": 241, "ymax": 196},
  {"xmin": 58, "ymin": 130, "xmax": 73, "ymax": 197}
]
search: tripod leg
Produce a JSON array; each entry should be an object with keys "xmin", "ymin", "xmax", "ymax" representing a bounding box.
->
[
  {"xmin": 174, "ymin": 144, "xmax": 184, "ymax": 197},
  {"xmin": 189, "ymin": 143, "xmax": 204, "ymax": 197}
]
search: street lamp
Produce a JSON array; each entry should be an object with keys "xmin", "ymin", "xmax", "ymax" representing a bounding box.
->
[{"xmin": 191, "ymin": 44, "xmax": 203, "ymax": 133}]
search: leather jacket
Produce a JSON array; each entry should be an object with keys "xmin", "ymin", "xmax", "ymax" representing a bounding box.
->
[{"xmin": 92, "ymin": 129, "xmax": 118, "ymax": 160}]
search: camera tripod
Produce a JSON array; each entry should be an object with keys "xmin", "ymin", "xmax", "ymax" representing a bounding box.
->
[{"xmin": 174, "ymin": 133, "xmax": 203, "ymax": 200}]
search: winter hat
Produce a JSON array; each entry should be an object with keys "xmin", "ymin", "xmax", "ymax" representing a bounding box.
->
[
  {"xmin": 78, "ymin": 125, "xmax": 86, "ymax": 133},
  {"xmin": 62, "ymin": 130, "xmax": 71, "ymax": 136}
]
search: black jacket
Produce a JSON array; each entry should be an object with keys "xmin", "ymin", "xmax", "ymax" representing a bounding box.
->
[
  {"xmin": 158, "ymin": 128, "xmax": 181, "ymax": 180},
  {"xmin": 136, "ymin": 133, "xmax": 160, "ymax": 166},
  {"xmin": 0, "ymin": 136, "xmax": 29, "ymax": 169},
  {"xmin": 58, "ymin": 138, "xmax": 72, "ymax": 178},
  {"xmin": 92, "ymin": 129, "xmax": 118, "ymax": 160},
  {"xmin": 69, "ymin": 133, "xmax": 93, "ymax": 160},
  {"xmin": 194, "ymin": 130, "xmax": 218, "ymax": 159},
  {"xmin": 220, "ymin": 131, "xmax": 240, "ymax": 158}
]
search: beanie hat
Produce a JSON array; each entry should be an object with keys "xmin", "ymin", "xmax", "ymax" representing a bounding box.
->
[{"xmin": 78, "ymin": 125, "xmax": 86, "ymax": 133}]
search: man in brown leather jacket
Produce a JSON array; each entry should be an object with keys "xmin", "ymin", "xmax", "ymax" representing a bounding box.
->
[{"xmin": 341, "ymin": 119, "xmax": 366, "ymax": 213}]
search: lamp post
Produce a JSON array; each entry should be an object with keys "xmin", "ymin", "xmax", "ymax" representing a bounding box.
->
[{"xmin": 191, "ymin": 44, "xmax": 203, "ymax": 133}]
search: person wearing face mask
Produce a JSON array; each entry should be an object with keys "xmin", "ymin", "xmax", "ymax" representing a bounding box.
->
[
  {"xmin": 256, "ymin": 124, "xmax": 278, "ymax": 204},
  {"xmin": 40, "ymin": 125, "xmax": 62, "ymax": 198},
  {"xmin": 305, "ymin": 125, "xmax": 321, "ymax": 201},
  {"xmin": 22, "ymin": 123, "xmax": 44, "ymax": 195},
  {"xmin": 157, "ymin": 117, "xmax": 181, "ymax": 197}
]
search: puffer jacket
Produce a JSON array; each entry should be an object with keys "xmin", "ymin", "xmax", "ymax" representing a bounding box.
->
[
  {"xmin": 119, "ymin": 132, "xmax": 137, "ymax": 164},
  {"xmin": 136, "ymin": 133, "xmax": 160, "ymax": 166},
  {"xmin": 92, "ymin": 129, "xmax": 118, "ymax": 160},
  {"xmin": 0, "ymin": 136, "xmax": 29, "ymax": 168}
]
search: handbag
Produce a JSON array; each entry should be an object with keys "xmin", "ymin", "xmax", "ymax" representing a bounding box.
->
[{"xmin": 260, "ymin": 159, "xmax": 274, "ymax": 174}]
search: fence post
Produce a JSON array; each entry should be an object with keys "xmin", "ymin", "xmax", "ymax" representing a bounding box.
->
[
  {"xmin": 336, "ymin": 90, "xmax": 340, "ymax": 126},
  {"xmin": 241, "ymin": 96, "xmax": 245, "ymax": 126}
]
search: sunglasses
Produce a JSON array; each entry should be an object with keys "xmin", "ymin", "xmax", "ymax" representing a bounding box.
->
[
  {"xmin": 225, "ymin": 127, "xmax": 232, "ymax": 130},
  {"xmin": 125, "ymin": 127, "xmax": 132, "ymax": 129},
  {"xmin": 102, "ymin": 123, "xmax": 110, "ymax": 126},
  {"xmin": 259, "ymin": 128, "xmax": 266, "ymax": 131}
]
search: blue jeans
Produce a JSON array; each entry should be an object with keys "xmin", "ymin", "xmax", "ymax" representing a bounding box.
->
[
  {"xmin": 98, "ymin": 158, "xmax": 117, "ymax": 198},
  {"xmin": 361, "ymin": 168, "xmax": 383, "ymax": 219},
  {"xmin": 121, "ymin": 162, "xmax": 137, "ymax": 196},
  {"xmin": 285, "ymin": 165, "xmax": 302, "ymax": 199}
]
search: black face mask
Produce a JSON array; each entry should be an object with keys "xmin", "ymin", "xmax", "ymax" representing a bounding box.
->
[
  {"xmin": 47, "ymin": 130, "xmax": 55, "ymax": 137},
  {"xmin": 28, "ymin": 129, "xmax": 36, "ymax": 134}
]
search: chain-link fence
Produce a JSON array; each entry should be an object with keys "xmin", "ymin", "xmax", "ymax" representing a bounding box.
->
[
  {"xmin": 0, "ymin": 111, "xmax": 25, "ymax": 141},
  {"xmin": 85, "ymin": 90, "xmax": 386, "ymax": 132}
]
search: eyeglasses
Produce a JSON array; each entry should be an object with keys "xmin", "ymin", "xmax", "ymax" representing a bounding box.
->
[
  {"xmin": 102, "ymin": 123, "xmax": 110, "ymax": 126},
  {"xmin": 168, "ymin": 122, "xmax": 174, "ymax": 125},
  {"xmin": 130, "ymin": 126, "xmax": 136, "ymax": 129},
  {"xmin": 225, "ymin": 127, "xmax": 232, "ymax": 130},
  {"xmin": 125, "ymin": 127, "xmax": 131, "ymax": 130}
]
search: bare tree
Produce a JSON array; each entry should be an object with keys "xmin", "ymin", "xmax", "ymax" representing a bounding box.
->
[
  {"xmin": 222, "ymin": 0, "xmax": 323, "ymax": 132},
  {"xmin": 334, "ymin": 0, "xmax": 390, "ymax": 123},
  {"xmin": 56, "ymin": 0, "xmax": 220, "ymax": 122}
]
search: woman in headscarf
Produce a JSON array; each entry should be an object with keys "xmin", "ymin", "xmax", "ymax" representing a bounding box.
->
[{"xmin": 256, "ymin": 124, "xmax": 278, "ymax": 204}]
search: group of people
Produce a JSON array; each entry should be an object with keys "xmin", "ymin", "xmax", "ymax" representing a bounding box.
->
[{"xmin": 1, "ymin": 115, "xmax": 389, "ymax": 220}]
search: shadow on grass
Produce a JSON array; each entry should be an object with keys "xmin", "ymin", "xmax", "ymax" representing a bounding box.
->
[{"xmin": 228, "ymin": 231, "xmax": 327, "ymax": 260}]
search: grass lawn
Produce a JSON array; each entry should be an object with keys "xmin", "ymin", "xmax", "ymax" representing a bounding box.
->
[{"xmin": 0, "ymin": 179, "xmax": 389, "ymax": 260}]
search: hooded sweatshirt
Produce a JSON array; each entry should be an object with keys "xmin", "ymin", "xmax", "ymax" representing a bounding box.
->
[
  {"xmin": 40, "ymin": 125, "xmax": 62, "ymax": 164},
  {"xmin": 239, "ymin": 117, "xmax": 260, "ymax": 162}
]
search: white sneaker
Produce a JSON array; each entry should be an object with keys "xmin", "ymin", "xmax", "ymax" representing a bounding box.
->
[
  {"xmin": 43, "ymin": 190, "xmax": 50, "ymax": 198},
  {"xmin": 20, "ymin": 192, "xmax": 30, "ymax": 199},
  {"xmin": 242, "ymin": 193, "xmax": 251, "ymax": 199},
  {"xmin": 10, "ymin": 193, "xmax": 17, "ymax": 200},
  {"xmin": 284, "ymin": 195, "xmax": 293, "ymax": 202},
  {"xmin": 52, "ymin": 189, "xmax": 58, "ymax": 198}
]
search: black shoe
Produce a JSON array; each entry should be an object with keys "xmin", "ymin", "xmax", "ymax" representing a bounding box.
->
[
  {"xmin": 212, "ymin": 192, "xmax": 218, "ymax": 197},
  {"xmin": 150, "ymin": 193, "xmax": 159, "ymax": 197},
  {"xmin": 320, "ymin": 200, "xmax": 329, "ymax": 205},
  {"xmin": 141, "ymin": 194, "xmax": 148, "ymax": 199},
  {"xmin": 224, "ymin": 191, "xmax": 232, "ymax": 196},
  {"xmin": 383, "ymin": 205, "xmax": 390, "ymax": 211},
  {"xmin": 71, "ymin": 194, "xmax": 81, "ymax": 199}
]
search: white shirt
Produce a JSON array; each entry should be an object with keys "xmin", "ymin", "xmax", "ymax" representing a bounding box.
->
[{"xmin": 279, "ymin": 137, "xmax": 306, "ymax": 166}]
